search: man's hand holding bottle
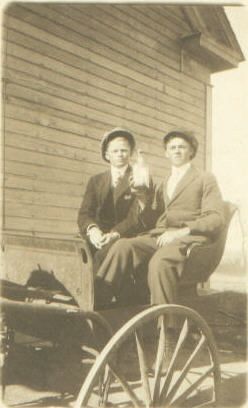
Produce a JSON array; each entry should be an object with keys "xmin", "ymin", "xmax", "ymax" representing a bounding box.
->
[{"xmin": 130, "ymin": 149, "xmax": 151, "ymax": 209}]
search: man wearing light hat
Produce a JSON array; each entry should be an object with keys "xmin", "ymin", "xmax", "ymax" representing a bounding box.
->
[
  {"xmin": 78, "ymin": 127, "xmax": 153, "ymax": 299},
  {"xmin": 95, "ymin": 130, "xmax": 225, "ymax": 308}
]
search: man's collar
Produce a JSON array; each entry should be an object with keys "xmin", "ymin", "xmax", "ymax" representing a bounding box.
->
[
  {"xmin": 171, "ymin": 162, "xmax": 191, "ymax": 175},
  {"xmin": 111, "ymin": 165, "xmax": 128, "ymax": 177}
]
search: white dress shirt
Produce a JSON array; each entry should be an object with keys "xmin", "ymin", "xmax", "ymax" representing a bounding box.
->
[
  {"xmin": 111, "ymin": 165, "xmax": 128, "ymax": 187},
  {"xmin": 167, "ymin": 162, "xmax": 191, "ymax": 199}
]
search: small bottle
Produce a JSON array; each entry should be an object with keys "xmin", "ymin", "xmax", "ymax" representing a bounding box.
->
[{"xmin": 132, "ymin": 149, "xmax": 150, "ymax": 188}]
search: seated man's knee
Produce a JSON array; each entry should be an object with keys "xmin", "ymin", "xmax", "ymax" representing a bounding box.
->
[{"xmin": 110, "ymin": 237, "xmax": 133, "ymax": 254}]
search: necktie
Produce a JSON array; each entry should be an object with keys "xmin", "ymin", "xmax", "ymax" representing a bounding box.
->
[{"xmin": 113, "ymin": 172, "xmax": 122, "ymax": 188}]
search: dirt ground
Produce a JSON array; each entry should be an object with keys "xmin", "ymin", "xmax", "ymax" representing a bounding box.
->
[{"xmin": 1, "ymin": 290, "xmax": 247, "ymax": 408}]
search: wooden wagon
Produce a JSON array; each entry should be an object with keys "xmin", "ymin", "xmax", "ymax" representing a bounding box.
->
[{"xmin": 0, "ymin": 202, "xmax": 236, "ymax": 407}]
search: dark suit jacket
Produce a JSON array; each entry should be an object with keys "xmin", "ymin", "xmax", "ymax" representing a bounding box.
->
[
  {"xmin": 78, "ymin": 167, "xmax": 152, "ymax": 238},
  {"xmin": 145, "ymin": 165, "xmax": 225, "ymax": 243}
]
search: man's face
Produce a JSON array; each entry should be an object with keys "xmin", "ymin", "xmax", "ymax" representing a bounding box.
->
[
  {"xmin": 165, "ymin": 137, "xmax": 193, "ymax": 167},
  {"xmin": 105, "ymin": 137, "xmax": 132, "ymax": 168}
]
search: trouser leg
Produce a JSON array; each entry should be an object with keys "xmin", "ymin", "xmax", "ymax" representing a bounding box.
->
[
  {"xmin": 148, "ymin": 243, "xmax": 186, "ymax": 305},
  {"xmin": 148, "ymin": 244, "xmax": 186, "ymax": 330},
  {"xmin": 95, "ymin": 236, "xmax": 157, "ymax": 307},
  {"xmin": 92, "ymin": 241, "xmax": 117, "ymax": 275}
]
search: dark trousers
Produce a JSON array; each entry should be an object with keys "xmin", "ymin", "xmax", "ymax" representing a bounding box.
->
[{"xmin": 96, "ymin": 235, "xmax": 187, "ymax": 306}]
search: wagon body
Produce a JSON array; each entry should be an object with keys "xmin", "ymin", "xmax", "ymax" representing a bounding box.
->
[{"xmin": 0, "ymin": 202, "xmax": 236, "ymax": 406}]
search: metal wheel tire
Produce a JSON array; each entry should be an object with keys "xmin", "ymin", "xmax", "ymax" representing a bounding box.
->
[{"xmin": 75, "ymin": 304, "xmax": 221, "ymax": 408}]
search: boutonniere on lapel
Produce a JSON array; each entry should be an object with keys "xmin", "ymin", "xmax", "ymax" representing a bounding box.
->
[{"xmin": 123, "ymin": 194, "xmax": 132, "ymax": 200}]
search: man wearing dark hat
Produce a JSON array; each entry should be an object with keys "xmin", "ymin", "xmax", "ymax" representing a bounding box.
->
[
  {"xmin": 95, "ymin": 130, "xmax": 225, "ymax": 308},
  {"xmin": 78, "ymin": 127, "xmax": 153, "ymax": 287}
]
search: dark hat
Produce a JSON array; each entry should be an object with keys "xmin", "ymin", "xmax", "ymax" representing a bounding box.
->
[
  {"xmin": 163, "ymin": 130, "xmax": 198, "ymax": 158},
  {"xmin": 101, "ymin": 127, "xmax": 136, "ymax": 162}
]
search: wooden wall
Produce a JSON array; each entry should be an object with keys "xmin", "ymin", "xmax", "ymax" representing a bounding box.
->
[{"xmin": 2, "ymin": 3, "xmax": 211, "ymax": 237}]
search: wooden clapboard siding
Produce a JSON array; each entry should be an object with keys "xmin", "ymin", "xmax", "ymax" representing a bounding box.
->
[
  {"xmin": 5, "ymin": 51, "xmax": 205, "ymax": 132},
  {"xmin": 3, "ymin": 3, "xmax": 210, "ymax": 236},
  {"xmin": 6, "ymin": 217, "xmax": 77, "ymax": 235},
  {"xmin": 4, "ymin": 160, "xmax": 84, "ymax": 185},
  {"xmin": 4, "ymin": 25, "xmax": 206, "ymax": 119},
  {"xmin": 4, "ymin": 26, "xmax": 206, "ymax": 119},
  {"xmin": 5, "ymin": 200, "xmax": 76, "ymax": 221},
  {"xmin": 5, "ymin": 174, "xmax": 84, "ymax": 198}
]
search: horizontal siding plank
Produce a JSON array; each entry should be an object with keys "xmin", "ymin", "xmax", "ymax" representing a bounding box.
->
[
  {"xmin": 5, "ymin": 102, "xmax": 187, "ymax": 163},
  {"xmin": 5, "ymin": 15, "xmax": 206, "ymax": 102},
  {"xmin": 5, "ymin": 200, "xmax": 77, "ymax": 221},
  {"xmin": 5, "ymin": 49, "xmax": 205, "ymax": 123},
  {"xmin": 62, "ymin": 4, "xmax": 180, "ymax": 72},
  {"xmin": 5, "ymin": 59, "xmax": 126, "ymax": 110},
  {"xmin": 23, "ymin": 2, "xmax": 174, "ymax": 79},
  {"xmin": 5, "ymin": 102, "xmax": 103, "ymax": 150},
  {"xmin": 4, "ymin": 31, "xmax": 160, "ymax": 102},
  {"xmin": 5, "ymin": 105, "xmax": 204, "ymax": 161},
  {"xmin": 5, "ymin": 130, "xmax": 100, "ymax": 165},
  {"xmin": 4, "ymin": 161, "xmax": 88, "ymax": 185},
  {"xmin": 6, "ymin": 94, "xmax": 106, "ymax": 138},
  {"xmin": 5, "ymin": 31, "xmax": 126, "ymax": 99},
  {"xmin": 74, "ymin": 4, "xmax": 209, "ymax": 90},
  {"xmin": 5, "ymin": 216, "xmax": 78, "ymax": 235},
  {"xmin": 5, "ymin": 188, "xmax": 80, "ymax": 209},
  {"xmin": 154, "ymin": 5, "xmax": 189, "ymax": 26},
  {"xmin": 5, "ymin": 80, "xmax": 205, "ymax": 141},
  {"xmin": 5, "ymin": 64, "xmax": 205, "ymax": 135},
  {"xmin": 5, "ymin": 28, "xmax": 204, "ymax": 122},
  {"xmin": 5, "ymin": 174, "xmax": 84, "ymax": 198},
  {"xmin": 106, "ymin": 4, "xmax": 179, "ymax": 47},
  {"xmin": 36, "ymin": 3, "xmax": 180, "ymax": 77},
  {"xmin": 97, "ymin": 4, "xmax": 210, "ymax": 86},
  {"xmin": 131, "ymin": 4, "xmax": 189, "ymax": 37},
  {"xmin": 5, "ymin": 145, "xmax": 103, "ymax": 175},
  {"xmin": 6, "ymin": 86, "xmax": 205, "ymax": 149},
  {"xmin": 5, "ymin": 117, "xmax": 101, "ymax": 157},
  {"xmin": 5, "ymin": 5, "xmax": 164, "ymax": 92}
]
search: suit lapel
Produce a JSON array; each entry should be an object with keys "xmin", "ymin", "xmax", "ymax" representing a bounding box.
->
[
  {"xmin": 168, "ymin": 165, "xmax": 198, "ymax": 205},
  {"xmin": 113, "ymin": 166, "xmax": 132, "ymax": 205},
  {"xmin": 162, "ymin": 175, "xmax": 171, "ymax": 208},
  {"xmin": 99, "ymin": 171, "xmax": 112, "ymax": 205}
]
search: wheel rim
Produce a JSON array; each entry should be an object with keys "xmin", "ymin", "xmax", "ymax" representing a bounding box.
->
[{"xmin": 75, "ymin": 305, "xmax": 221, "ymax": 408}]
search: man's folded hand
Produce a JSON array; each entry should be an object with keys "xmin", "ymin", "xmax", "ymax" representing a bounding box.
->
[
  {"xmin": 100, "ymin": 231, "xmax": 120, "ymax": 247},
  {"xmin": 88, "ymin": 226, "xmax": 104, "ymax": 249},
  {"xmin": 88, "ymin": 228, "xmax": 120, "ymax": 249}
]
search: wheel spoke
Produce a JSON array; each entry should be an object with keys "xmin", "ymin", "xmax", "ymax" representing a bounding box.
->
[
  {"xmin": 161, "ymin": 334, "xmax": 208, "ymax": 405},
  {"xmin": 169, "ymin": 366, "xmax": 214, "ymax": 407},
  {"xmin": 98, "ymin": 365, "xmax": 111, "ymax": 407},
  {"xmin": 152, "ymin": 316, "xmax": 166, "ymax": 403},
  {"xmin": 81, "ymin": 345, "xmax": 100, "ymax": 357},
  {"xmin": 159, "ymin": 318, "xmax": 189, "ymax": 403},
  {"xmin": 108, "ymin": 363, "xmax": 141, "ymax": 407},
  {"xmin": 135, "ymin": 329, "xmax": 152, "ymax": 406}
]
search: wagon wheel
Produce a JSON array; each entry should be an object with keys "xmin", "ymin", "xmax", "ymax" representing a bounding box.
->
[{"xmin": 75, "ymin": 305, "xmax": 221, "ymax": 408}]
